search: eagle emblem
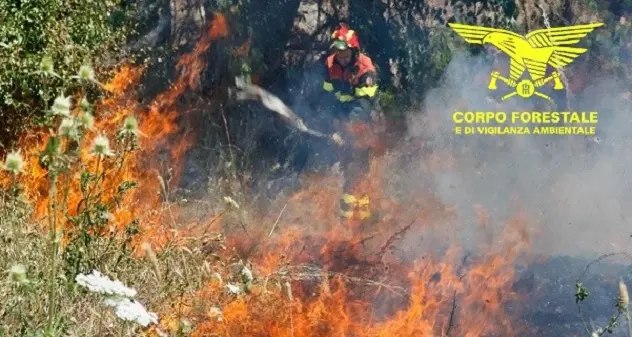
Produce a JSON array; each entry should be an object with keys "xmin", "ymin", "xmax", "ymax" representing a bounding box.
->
[{"xmin": 448, "ymin": 22, "xmax": 604, "ymax": 101}]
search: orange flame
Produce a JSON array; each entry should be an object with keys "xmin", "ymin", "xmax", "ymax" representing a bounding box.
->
[
  {"xmin": 147, "ymin": 149, "xmax": 532, "ymax": 337},
  {"xmin": 0, "ymin": 11, "xmax": 535, "ymax": 336},
  {"xmin": 0, "ymin": 13, "xmax": 230, "ymax": 253}
]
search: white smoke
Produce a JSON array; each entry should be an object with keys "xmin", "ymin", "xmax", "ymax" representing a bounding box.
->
[{"xmin": 400, "ymin": 48, "xmax": 632, "ymax": 259}]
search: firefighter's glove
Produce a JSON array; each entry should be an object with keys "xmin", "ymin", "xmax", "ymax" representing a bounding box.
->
[{"xmin": 331, "ymin": 133, "xmax": 345, "ymax": 146}]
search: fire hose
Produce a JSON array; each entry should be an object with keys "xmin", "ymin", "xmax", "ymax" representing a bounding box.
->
[{"xmin": 229, "ymin": 76, "xmax": 345, "ymax": 146}]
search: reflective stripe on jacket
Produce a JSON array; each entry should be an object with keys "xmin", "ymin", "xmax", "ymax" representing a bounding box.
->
[{"xmin": 322, "ymin": 52, "xmax": 379, "ymax": 103}]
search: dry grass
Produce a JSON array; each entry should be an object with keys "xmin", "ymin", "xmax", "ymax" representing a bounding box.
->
[
  {"xmin": 0, "ymin": 169, "xmax": 222, "ymax": 336},
  {"xmin": 2, "ymin": 2, "xmax": 632, "ymax": 336}
]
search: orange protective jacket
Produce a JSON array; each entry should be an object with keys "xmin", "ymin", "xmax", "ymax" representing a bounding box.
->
[{"xmin": 322, "ymin": 51, "xmax": 379, "ymax": 104}]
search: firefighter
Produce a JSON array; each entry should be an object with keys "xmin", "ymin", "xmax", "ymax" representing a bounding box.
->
[{"xmin": 319, "ymin": 23, "xmax": 380, "ymax": 233}]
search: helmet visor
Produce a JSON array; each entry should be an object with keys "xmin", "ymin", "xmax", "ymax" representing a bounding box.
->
[{"xmin": 330, "ymin": 40, "xmax": 348, "ymax": 51}]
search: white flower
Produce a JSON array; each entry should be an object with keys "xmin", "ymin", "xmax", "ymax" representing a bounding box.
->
[
  {"xmin": 180, "ymin": 319, "xmax": 193, "ymax": 333},
  {"xmin": 3, "ymin": 150, "xmax": 24, "ymax": 175},
  {"xmin": 211, "ymin": 272, "xmax": 222, "ymax": 284},
  {"xmin": 76, "ymin": 270, "xmax": 157, "ymax": 327},
  {"xmin": 104, "ymin": 297, "xmax": 158, "ymax": 327},
  {"xmin": 51, "ymin": 95, "xmax": 72, "ymax": 117},
  {"xmin": 75, "ymin": 270, "xmax": 137, "ymax": 297},
  {"xmin": 90, "ymin": 134, "xmax": 114, "ymax": 157}
]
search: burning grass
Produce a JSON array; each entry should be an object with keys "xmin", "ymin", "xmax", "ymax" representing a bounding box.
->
[
  {"xmin": 159, "ymin": 180, "xmax": 535, "ymax": 337},
  {"xmin": 0, "ymin": 13, "xmax": 527, "ymax": 337},
  {"xmin": 0, "ymin": 13, "xmax": 231, "ymax": 335},
  {"xmin": 0, "ymin": 10, "xmax": 629, "ymax": 337}
]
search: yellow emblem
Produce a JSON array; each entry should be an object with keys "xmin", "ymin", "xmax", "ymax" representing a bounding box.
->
[{"xmin": 448, "ymin": 22, "xmax": 604, "ymax": 101}]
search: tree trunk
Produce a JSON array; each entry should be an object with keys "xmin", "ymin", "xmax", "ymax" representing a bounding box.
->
[
  {"xmin": 284, "ymin": 0, "xmax": 350, "ymax": 66},
  {"xmin": 170, "ymin": 0, "xmax": 206, "ymax": 49}
]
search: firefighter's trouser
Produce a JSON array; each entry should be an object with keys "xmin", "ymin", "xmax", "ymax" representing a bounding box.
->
[
  {"xmin": 336, "ymin": 100, "xmax": 373, "ymax": 224},
  {"xmin": 339, "ymin": 149, "xmax": 371, "ymax": 222}
]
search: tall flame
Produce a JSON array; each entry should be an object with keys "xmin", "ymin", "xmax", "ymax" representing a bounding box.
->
[
  {"xmin": 0, "ymin": 13, "xmax": 229, "ymax": 252},
  {"xmin": 0, "ymin": 11, "xmax": 535, "ymax": 337}
]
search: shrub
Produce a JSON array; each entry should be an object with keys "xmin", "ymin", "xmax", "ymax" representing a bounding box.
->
[{"xmin": 0, "ymin": 0, "xmax": 137, "ymax": 146}]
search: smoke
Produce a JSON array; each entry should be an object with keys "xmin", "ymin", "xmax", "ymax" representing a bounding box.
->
[{"xmin": 399, "ymin": 48, "xmax": 632, "ymax": 259}]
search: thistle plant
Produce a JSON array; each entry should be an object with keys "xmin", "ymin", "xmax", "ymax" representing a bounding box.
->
[
  {"xmin": 71, "ymin": 64, "xmax": 105, "ymax": 88},
  {"xmin": 3, "ymin": 150, "xmax": 25, "ymax": 196},
  {"xmin": 3, "ymin": 150, "xmax": 24, "ymax": 176},
  {"xmin": 58, "ymin": 95, "xmax": 141, "ymax": 279},
  {"xmin": 77, "ymin": 65, "xmax": 96, "ymax": 83},
  {"xmin": 1, "ymin": 150, "xmax": 25, "ymax": 230},
  {"xmin": 7, "ymin": 264, "xmax": 28, "ymax": 287},
  {"xmin": 59, "ymin": 118, "xmax": 79, "ymax": 139},
  {"xmin": 577, "ymin": 278, "xmax": 632, "ymax": 337},
  {"xmin": 78, "ymin": 111, "xmax": 95, "ymax": 130},
  {"xmin": 50, "ymin": 95, "xmax": 72, "ymax": 117},
  {"xmin": 91, "ymin": 134, "xmax": 115, "ymax": 158},
  {"xmin": 38, "ymin": 55, "xmax": 61, "ymax": 79},
  {"xmin": 24, "ymin": 59, "xmax": 144, "ymax": 335}
]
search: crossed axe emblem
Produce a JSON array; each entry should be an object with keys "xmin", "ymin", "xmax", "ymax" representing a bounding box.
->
[{"xmin": 488, "ymin": 71, "xmax": 564, "ymax": 101}]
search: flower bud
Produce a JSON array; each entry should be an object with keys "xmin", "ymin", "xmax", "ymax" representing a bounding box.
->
[
  {"xmin": 59, "ymin": 118, "xmax": 79, "ymax": 138},
  {"xmin": 120, "ymin": 115, "xmax": 138, "ymax": 136},
  {"xmin": 91, "ymin": 134, "xmax": 114, "ymax": 157},
  {"xmin": 8, "ymin": 264, "xmax": 27, "ymax": 284},
  {"xmin": 78, "ymin": 65, "xmax": 95, "ymax": 81},
  {"xmin": 78, "ymin": 112, "xmax": 95, "ymax": 130},
  {"xmin": 3, "ymin": 150, "xmax": 24, "ymax": 175},
  {"xmin": 51, "ymin": 95, "xmax": 72, "ymax": 117},
  {"xmin": 40, "ymin": 56, "xmax": 54, "ymax": 74}
]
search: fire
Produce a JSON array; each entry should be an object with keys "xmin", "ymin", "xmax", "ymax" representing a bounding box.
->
[
  {"xmin": 0, "ymin": 13, "xmax": 230, "ymax": 252},
  {"xmin": 145, "ymin": 149, "xmax": 532, "ymax": 337},
  {"xmin": 0, "ymin": 10, "xmax": 535, "ymax": 337}
]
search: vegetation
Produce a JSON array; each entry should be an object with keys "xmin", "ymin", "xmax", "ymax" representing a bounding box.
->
[
  {"xmin": 1, "ymin": 0, "xmax": 632, "ymax": 336},
  {"xmin": 0, "ymin": 0, "xmax": 138, "ymax": 147}
]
